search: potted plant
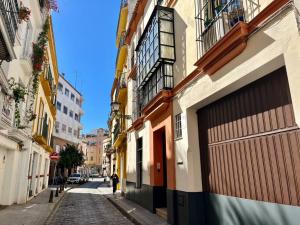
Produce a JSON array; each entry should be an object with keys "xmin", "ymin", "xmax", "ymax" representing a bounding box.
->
[{"xmin": 18, "ymin": 4, "xmax": 31, "ymax": 23}]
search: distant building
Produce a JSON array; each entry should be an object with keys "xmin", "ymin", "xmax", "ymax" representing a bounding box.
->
[
  {"xmin": 50, "ymin": 74, "xmax": 84, "ymax": 180},
  {"xmin": 82, "ymin": 128, "xmax": 109, "ymax": 173},
  {"xmin": 52, "ymin": 74, "xmax": 84, "ymax": 149}
]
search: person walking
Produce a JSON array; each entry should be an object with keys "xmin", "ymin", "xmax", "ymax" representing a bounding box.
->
[{"xmin": 111, "ymin": 172, "xmax": 119, "ymax": 195}]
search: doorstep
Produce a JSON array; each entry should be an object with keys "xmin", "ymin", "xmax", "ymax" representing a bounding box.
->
[{"xmin": 107, "ymin": 194, "xmax": 169, "ymax": 225}]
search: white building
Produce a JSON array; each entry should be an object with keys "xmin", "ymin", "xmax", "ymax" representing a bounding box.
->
[
  {"xmin": 0, "ymin": 0, "xmax": 58, "ymax": 205},
  {"xmin": 52, "ymin": 74, "xmax": 83, "ymax": 151}
]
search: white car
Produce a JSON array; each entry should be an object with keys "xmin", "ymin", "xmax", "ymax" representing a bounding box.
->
[{"xmin": 67, "ymin": 173, "xmax": 84, "ymax": 184}]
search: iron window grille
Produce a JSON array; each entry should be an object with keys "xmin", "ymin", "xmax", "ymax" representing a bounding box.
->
[
  {"xmin": 0, "ymin": 0, "xmax": 19, "ymax": 45},
  {"xmin": 195, "ymin": 0, "xmax": 260, "ymax": 59},
  {"xmin": 136, "ymin": 137, "xmax": 143, "ymax": 189},
  {"xmin": 136, "ymin": 6, "xmax": 176, "ymax": 108},
  {"xmin": 175, "ymin": 113, "xmax": 182, "ymax": 139}
]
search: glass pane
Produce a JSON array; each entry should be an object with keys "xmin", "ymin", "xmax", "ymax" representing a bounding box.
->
[
  {"xmin": 161, "ymin": 46, "xmax": 175, "ymax": 59},
  {"xmin": 159, "ymin": 10, "xmax": 173, "ymax": 20},
  {"xmin": 160, "ymin": 33, "xmax": 174, "ymax": 46},
  {"xmin": 160, "ymin": 20, "xmax": 173, "ymax": 33}
]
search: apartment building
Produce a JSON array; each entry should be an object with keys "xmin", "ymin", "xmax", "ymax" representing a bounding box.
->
[
  {"xmin": 50, "ymin": 74, "xmax": 83, "ymax": 179},
  {"xmin": 83, "ymin": 128, "xmax": 109, "ymax": 173},
  {"xmin": 110, "ymin": 0, "xmax": 300, "ymax": 224},
  {"xmin": 110, "ymin": 0, "xmax": 130, "ymax": 194},
  {"xmin": 0, "ymin": 0, "xmax": 58, "ymax": 205}
]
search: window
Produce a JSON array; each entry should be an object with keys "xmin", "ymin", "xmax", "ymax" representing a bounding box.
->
[
  {"xmin": 63, "ymin": 106, "xmax": 68, "ymax": 115},
  {"xmin": 58, "ymin": 83, "xmax": 63, "ymax": 92},
  {"xmin": 71, "ymin": 93, "xmax": 75, "ymax": 101},
  {"xmin": 68, "ymin": 127, "xmax": 72, "ymax": 134},
  {"xmin": 62, "ymin": 124, "xmax": 66, "ymax": 133},
  {"xmin": 175, "ymin": 113, "xmax": 182, "ymax": 139},
  {"xmin": 74, "ymin": 129, "xmax": 78, "ymax": 137},
  {"xmin": 69, "ymin": 110, "xmax": 73, "ymax": 118},
  {"xmin": 65, "ymin": 88, "xmax": 69, "ymax": 96},
  {"xmin": 91, "ymin": 156, "xmax": 94, "ymax": 161},
  {"xmin": 55, "ymin": 122, "xmax": 60, "ymax": 133},
  {"xmin": 136, "ymin": 6, "xmax": 175, "ymax": 108},
  {"xmin": 75, "ymin": 113, "xmax": 79, "ymax": 121},
  {"xmin": 56, "ymin": 101, "xmax": 61, "ymax": 111},
  {"xmin": 76, "ymin": 98, "xmax": 80, "ymax": 105},
  {"xmin": 136, "ymin": 137, "xmax": 143, "ymax": 188}
]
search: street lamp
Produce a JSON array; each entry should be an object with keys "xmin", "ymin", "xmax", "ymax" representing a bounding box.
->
[{"xmin": 110, "ymin": 102, "xmax": 131, "ymax": 120}]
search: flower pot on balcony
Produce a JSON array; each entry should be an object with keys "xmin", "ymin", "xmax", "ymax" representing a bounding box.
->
[
  {"xmin": 228, "ymin": 8, "xmax": 244, "ymax": 27},
  {"xmin": 18, "ymin": 6, "xmax": 31, "ymax": 23}
]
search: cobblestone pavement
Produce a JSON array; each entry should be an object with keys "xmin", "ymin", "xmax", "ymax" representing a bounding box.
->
[{"xmin": 45, "ymin": 179, "xmax": 134, "ymax": 225}]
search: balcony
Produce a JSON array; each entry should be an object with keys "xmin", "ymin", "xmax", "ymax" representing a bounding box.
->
[
  {"xmin": 115, "ymin": 32, "xmax": 127, "ymax": 78},
  {"xmin": 0, "ymin": 0, "xmax": 19, "ymax": 61},
  {"xmin": 116, "ymin": 72, "xmax": 127, "ymax": 103},
  {"xmin": 116, "ymin": 0, "xmax": 128, "ymax": 47},
  {"xmin": 40, "ymin": 66, "xmax": 55, "ymax": 96},
  {"xmin": 136, "ymin": 6, "xmax": 175, "ymax": 109},
  {"xmin": 112, "ymin": 119, "xmax": 126, "ymax": 148},
  {"xmin": 194, "ymin": 0, "xmax": 261, "ymax": 74},
  {"xmin": 33, "ymin": 117, "xmax": 49, "ymax": 147}
]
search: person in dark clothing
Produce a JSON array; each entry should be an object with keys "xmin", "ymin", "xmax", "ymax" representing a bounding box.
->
[{"xmin": 111, "ymin": 173, "xmax": 119, "ymax": 194}]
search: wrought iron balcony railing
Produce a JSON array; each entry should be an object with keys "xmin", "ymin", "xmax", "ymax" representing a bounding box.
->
[
  {"xmin": 195, "ymin": 0, "xmax": 260, "ymax": 58},
  {"xmin": 113, "ymin": 120, "xmax": 120, "ymax": 143},
  {"xmin": 0, "ymin": 0, "xmax": 19, "ymax": 45}
]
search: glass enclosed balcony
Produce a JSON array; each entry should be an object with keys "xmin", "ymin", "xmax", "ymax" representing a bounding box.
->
[{"xmin": 136, "ymin": 6, "xmax": 175, "ymax": 108}]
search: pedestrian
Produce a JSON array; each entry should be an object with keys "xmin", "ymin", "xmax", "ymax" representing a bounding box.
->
[{"xmin": 111, "ymin": 172, "xmax": 119, "ymax": 195}]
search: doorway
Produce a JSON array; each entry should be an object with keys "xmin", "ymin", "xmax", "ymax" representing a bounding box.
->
[{"xmin": 153, "ymin": 127, "xmax": 168, "ymax": 219}]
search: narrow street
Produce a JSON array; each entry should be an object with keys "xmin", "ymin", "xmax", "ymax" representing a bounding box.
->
[{"xmin": 45, "ymin": 179, "xmax": 134, "ymax": 225}]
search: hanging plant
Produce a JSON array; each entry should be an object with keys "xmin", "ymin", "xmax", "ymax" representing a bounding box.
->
[
  {"xmin": 26, "ymin": 17, "xmax": 50, "ymax": 122},
  {"xmin": 9, "ymin": 78, "xmax": 28, "ymax": 128},
  {"xmin": 18, "ymin": 6, "xmax": 31, "ymax": 23}
]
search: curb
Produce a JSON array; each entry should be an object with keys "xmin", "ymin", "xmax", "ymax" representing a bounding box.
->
[
  {"xmin": 42, "ymin": 187, "xmax": 72, "ymax": 225},
  {"xmin": 107, "ymin": 197, "xmax": 143, "ymax": 225}
]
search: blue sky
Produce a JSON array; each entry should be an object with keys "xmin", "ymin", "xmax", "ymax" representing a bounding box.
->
[{"xmin": 52, "ymin": 1, "xmax": 119, "ymax": 133}]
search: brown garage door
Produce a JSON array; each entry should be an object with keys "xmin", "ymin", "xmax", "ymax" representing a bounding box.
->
[{"xmin": 198, "ymin": 67, "xmax": 300, "ymax": 206}]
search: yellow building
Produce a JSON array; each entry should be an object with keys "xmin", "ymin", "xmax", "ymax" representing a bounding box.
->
[
  {"xmin": 27, "ymin": 17, "xmax": 59, "ymax": 197},
  {"xmin": 111, "ymin": 0, "xmax": 129, "ymax": 193}
]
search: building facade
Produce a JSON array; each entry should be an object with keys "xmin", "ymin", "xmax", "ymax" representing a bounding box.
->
[
  {"xmin": 83, "ymin": 128, "xmax": 109, "ymax": 173},
  {"xmin": 50, "ymin": 74, "xmax": 83, "ymax": 180},
  {"xmin": 0, "ymin": 0, "xmax": 58, "ymax": 205},
  {"xmin": 52, "ymin": 74, "xmax": 83, "ymax": 150},
  {"xmin": 110, "ymin": 0, "xmax": 300, "ymax": 224},
  {"xmin": 102, "ymin": 137, "xmax": 112, "ymax": 177}
]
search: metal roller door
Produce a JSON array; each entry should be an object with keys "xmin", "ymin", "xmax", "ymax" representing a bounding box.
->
[{"xmin": 198, "ymin": 67, "xmax": 300, "ymax": 206}]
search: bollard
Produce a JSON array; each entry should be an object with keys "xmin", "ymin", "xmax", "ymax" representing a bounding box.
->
[
  {"xmin": 55, "ymin": 187, "xmax": 59, "ymax": 197},
  {"xmin": 49, "ymin": 190, "xmax": 54, "ymax": 203}
]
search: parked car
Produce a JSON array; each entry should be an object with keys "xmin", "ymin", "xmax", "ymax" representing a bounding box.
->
[
  {"xmin": 90, "ymin": 172, "xmax": 100, "ymax": 178},
  {"xmin": 67, "ymin": 173, "xmax": 84, "ymax": 184}
]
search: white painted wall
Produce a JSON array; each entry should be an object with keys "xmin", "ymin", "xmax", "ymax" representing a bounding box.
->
[
  {"xmin": 173, "ymin": 9, "xmax": 300, "ymax": 192},
  {"xmin": 53, "ymin": 75, "xmax": 83, "ymax": 146}
]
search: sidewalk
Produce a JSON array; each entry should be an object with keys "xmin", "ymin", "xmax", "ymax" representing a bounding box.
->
[
  {"xmin": 98, "ymin": 181, "xmax": 169, "ymax": 225},
  {"xmin": 0, "ymin": 185, "xmax": 69, "ymax": 225}
]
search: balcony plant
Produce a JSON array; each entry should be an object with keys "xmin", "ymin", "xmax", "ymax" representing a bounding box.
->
[
  {"xmin": 18, "ymin": 4, "xmax": 31, "ymax": 23},
  {"xmin": 8, "ymin": 78, "xmax": 28, "ymax": 128}
]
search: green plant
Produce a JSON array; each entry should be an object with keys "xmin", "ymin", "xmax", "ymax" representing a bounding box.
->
[
  {"xmin": 9, "ymin": 78, "xmax": 28, "ymax": 128},
  {"xmin": 59, "ymin": 144, "xmax": 85, "ymax": 176},
  {"xmin": 26, "ymin": 18, "xmax": 50, "ymax": 122},
  {"xmin": 9, "ymin": 18, "xmax": 50, "ymax": 128}
]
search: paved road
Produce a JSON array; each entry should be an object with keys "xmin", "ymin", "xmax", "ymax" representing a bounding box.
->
[{"xmin": 45, "ymin": 179, "xmax": 133, "ymax": 225}]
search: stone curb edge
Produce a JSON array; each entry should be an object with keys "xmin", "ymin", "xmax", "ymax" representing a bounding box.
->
[{"xmin": 107, "ymin": 197, "xmax": 143, "ymax": 225}]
